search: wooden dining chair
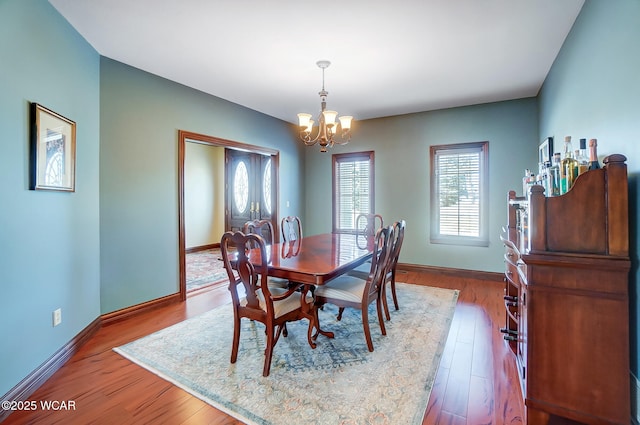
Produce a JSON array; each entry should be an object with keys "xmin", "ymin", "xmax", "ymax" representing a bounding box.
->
[
  {"xmin": 382, "ymin": 220, "xmax": 405, "ymax": 318},
  {"xmin": 355, "ymin": 213, "xmax": 383, "ymax": 266},
  {"xmin": 313, "ymin": 225, "xmax": 393, "ymax": 352},
  {"xmin": 243, "ymin": 219, "xmax": 289, "ymax": 288},
  {"xmin": 220, "ymin": 231, "xmax": 313, "ymax": 376},
  {"xmin": 243, "ymin": 219, "xmax": 276, "ymax": 244},
  {"xmin": 349, "ymin": 220, "xmax": 406, "ymax": 320},
  {"xmin": 356, "ymin": 213, "xmax": 383, "ymax": 237},
  {"xmin": 281, "ymin": 216, "xmax": 303, "ymax": 243}
]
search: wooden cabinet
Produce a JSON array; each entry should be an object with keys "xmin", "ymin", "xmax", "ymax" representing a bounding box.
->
[{"xmin": 501, "ymin": 154, "xmax": 631, "ymax": 425}]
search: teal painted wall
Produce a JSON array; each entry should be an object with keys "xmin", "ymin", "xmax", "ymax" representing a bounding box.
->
[
  {"xmin": 0, "ymin": 0, "xmax": 101, "ymax": 397},
  {"xmin": 99, "ymin": 58, "xmax": 304, "ymax": 313},
  {"xmin": 304, "ymin": 98, "xmax": 538, "ymax": 273},
  {"xmin": 538, "ymin": 0, "xmax": 640, "ymax": 375}
]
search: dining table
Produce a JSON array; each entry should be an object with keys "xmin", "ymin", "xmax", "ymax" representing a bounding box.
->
[{"xmin": 259, "ymin": 232, "xmax": 375, "ymax": 348}]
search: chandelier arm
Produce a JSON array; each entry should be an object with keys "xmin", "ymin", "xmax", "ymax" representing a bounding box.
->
[
  {"xmin": 299, "ymin": 111, "xmax": 323, "ymax": 145},
  {"xmin": 301, "ymin": 133, "xmax": 320, "ymax": 146}
]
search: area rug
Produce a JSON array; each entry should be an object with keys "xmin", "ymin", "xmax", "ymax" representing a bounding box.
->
[
  {"xmin": 186, "ymin": 248, "xmax": 228, "ymax": 291},
  {"xmin": 114, "ymin": 283, "xmax": 459, "ymax": 425}
]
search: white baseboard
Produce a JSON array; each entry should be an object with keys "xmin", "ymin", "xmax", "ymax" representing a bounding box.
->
[{"xmin": 632, "ymin": 372, "xmax": 640, "ymax": 425}]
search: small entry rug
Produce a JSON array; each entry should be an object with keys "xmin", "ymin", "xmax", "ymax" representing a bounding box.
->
[
  {"xmin": 186, "ymin": 248, "xmax": 228, "ymax": 292},
  {"xmin": 114, "ymin": 284, "xmax": 459, "ymax": 425}
]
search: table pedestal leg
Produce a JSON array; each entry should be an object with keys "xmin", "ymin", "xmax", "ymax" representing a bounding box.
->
[
  {"xmin": 312, "ymin": 304, "xmax": 335, "ymax": 340},
  {"xmin": 300, "ymin": 284, "xmax": 334, "ymax": 348}
]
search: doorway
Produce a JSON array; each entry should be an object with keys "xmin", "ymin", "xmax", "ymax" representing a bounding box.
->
[{"xmin": 178, "ymin": 130, "xmax": 279, "ymax": 300}]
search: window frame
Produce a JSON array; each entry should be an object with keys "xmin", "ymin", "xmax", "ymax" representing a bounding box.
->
[
  {"xmin": 332, "ymin": 151, "xmax": 375, "ymax": 234},
  {"xmin": 429, "ymin": 141, "xmax": 489, "ymax": 247}
]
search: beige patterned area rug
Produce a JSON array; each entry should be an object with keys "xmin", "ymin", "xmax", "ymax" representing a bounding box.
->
[
  {"xmin": 114, "ymin": 283, "xmax": 459, "ymax": 425},
  {"xmin": 186, "ymin": 248, "xmax": 228, "ymax": 292}
]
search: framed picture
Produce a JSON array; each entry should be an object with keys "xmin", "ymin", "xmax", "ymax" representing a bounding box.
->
[
  {"xmin": 30, "ymin": 103, "xmax": 76, "ymax": 192},
  {"xmin": 538, "ymin": 137, "xmax": 553, "ymax": 165}
]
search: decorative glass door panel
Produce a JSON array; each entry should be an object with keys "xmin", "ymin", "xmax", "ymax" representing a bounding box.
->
[{"xmin": 226, "ymin": 149, "xmax": 275, "ymax": 233}]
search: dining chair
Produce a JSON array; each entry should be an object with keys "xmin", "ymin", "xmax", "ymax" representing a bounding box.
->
[
  {"xmin": 220, "ymin": 231, "xmax": 313, "ymax": 377},
  {"xmin": 281, "ymin": 216, "xmax": 303, "ymax": 243},
  {"xmin": 313, "ymin": 225, "xmax": 393, "ymax": 352},
  {"xmin": 243, "ymin": 219, "xmax": 289, "ymax": 288},
  {"xmin": 347, "ymin": 220, "xmax": 407, "ymax": 320},
  {"xmin": 382, "ymin": 220, "xmax": 405, "ymax": 318},
  {"xmin": 356, "ymin": 213, "xmax": 383, "ymax": 237},
  {"xmin": 243, "ymin": 219, "xmax": 276, "ymax": 244},
  {"xmin": 355, "ymin": 213, "xmax": 383, "ymax": 266},
  {"xmin": 349, "ymin": 220, "xmax": 406, "ymax": 320}
]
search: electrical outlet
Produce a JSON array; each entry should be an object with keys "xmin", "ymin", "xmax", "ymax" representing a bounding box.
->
[{"xmin": 52, "ymin": 308, "xmax": 62, "ymax": 327}]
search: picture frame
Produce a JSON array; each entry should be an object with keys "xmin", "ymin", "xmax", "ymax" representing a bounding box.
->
[
  {"xmin": 30, "ymin": 103, "xmax": 76, "ymax": 192},
  {"xmin": 538, "ymin": 137, "xmax": 553, "ymax": 165}
]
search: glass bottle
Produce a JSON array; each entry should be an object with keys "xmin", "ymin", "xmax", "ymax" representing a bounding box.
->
[
  {"xmin": 589, "ymin": 138, "xmax": 600, "ymax": 170},
  {"xmin": 546, "ymin": 153, "xmax": 561, "ymax": 197},
  {"xmin": 560, "ymin": 136, "xmax": 578, "ymax": 194},
  {"xmin": 523, "ymin": 169, "xmax": 531, "ymax": 196},
  {"xmin": 536, "ymin": 162, "xmax": 546, "ymax": 185},
  {"xmin": 577, "ymin": 138, "xmax": 589, "ymax": 175},
  {"xmin": 540, "ymin": 161, "xmax": 551, "ymax": 196}
]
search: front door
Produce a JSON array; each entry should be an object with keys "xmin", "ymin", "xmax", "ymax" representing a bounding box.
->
[{"xmin": 226, "ymin": 149, "xmax": 275, "ymax": 234}]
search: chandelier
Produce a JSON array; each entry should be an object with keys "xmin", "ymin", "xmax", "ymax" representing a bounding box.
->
[{"xmin": 297, "ymin": 60, "xmax": 353, "ymax": 152}]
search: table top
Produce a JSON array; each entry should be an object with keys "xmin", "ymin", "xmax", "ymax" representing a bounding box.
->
[{"xmin": 262, "ymin": 233, "xmax": 374, "ymax": 285}]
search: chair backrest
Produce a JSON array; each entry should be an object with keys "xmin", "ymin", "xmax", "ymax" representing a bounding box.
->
[
  {"xmin": 356, "ymin": 213, "xmax": 384, "ymax": 237},
  {"xmin": 281, "ymin": 216, "xmax": 303, "ymax": 242},
  {"xmin": 220, "ymin": 230, "xmax": 272, "ymax": 314},
  {"xmin": 364, "ymin": 225, "xmax": 393, "ymax": 299},
  {"xmin": 388, "ymin": 220, "xmax": 406, "ymax": 274},
  {"xmin": 243, "ymin": 219, "xmax": 275, "ymax": 245}
]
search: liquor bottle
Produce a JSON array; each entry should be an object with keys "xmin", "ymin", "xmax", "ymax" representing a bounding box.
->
[
  {"xmin": 560, "ymin": 136, "xmax": 578, "ymax": 194},
  {"xmin": 523, "ymin": 169, "xmax": 531, "ymax": 196},
  {"xmin": 577, "ymin": 139, "xmax": 589, "ymax": 175},
  {"xmin": 547, "ymin": 153, "xmax": 561, "ymax": 197},
  {"xmin": 537, "ymin": 161, "xmax": 548, "ymax": 184},
  {"xmin": 540, "ymin": 161, "xmax": 551, "ymax": 196},
  {"xmin": 589, "ymin": 138, "xmax": 600, "ymax": 170}
]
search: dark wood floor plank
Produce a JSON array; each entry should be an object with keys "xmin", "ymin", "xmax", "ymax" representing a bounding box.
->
[
  {"xmin": 471, "ymin": 308, "xmax": 494, "ymax": 380},
  {"xmin": 3, "ymin": 270, "xmax": 524, "ymax": 425},
  {"xmin": 467, "ymin": 375, "xmax": 494, "ymax": 425},
  {"xmin": 438, "ymin": 411, "xmax": 467, "ymax": 425},
  {"xmin": 454, "ymin": 303, "xmax": 477, "ymax": 344},
  {"xmin": 441, "ymin": 340, "xmax": 473, "ymax": 418},
  {"xmin": 423, "ymin": 366, "xmax": 449, "ymax": 424}
]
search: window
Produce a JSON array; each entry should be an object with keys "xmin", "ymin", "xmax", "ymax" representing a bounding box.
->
[
  {"xmin": 430, "ymin": 141, "xmax": 489, "ymax": 246},
  {"xmin": 332, "ymin": 151, "xmax": 375, "ymax": 233}
]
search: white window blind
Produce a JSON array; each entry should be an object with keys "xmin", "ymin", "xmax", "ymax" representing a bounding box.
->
[
  {"xmin": 430, "ymin": 142, "xmax": 488, "ymax": 246},
  {"xmin": 333, "ymin": 152, "xmax": 374, "ymax": 233}
]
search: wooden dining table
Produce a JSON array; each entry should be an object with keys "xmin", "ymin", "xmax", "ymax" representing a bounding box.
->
[{"xmin": 260, "ymin": 233, "xmax": 375, "ymax": 348}]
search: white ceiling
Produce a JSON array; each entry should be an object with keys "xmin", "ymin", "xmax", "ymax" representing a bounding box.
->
[{"xmin": 48, "ymin": 0, "xmax": 584, "ymax": 124}]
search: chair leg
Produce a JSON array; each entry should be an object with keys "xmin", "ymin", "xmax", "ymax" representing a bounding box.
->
[
  {"xmin": 361, "ymin": 306, "xmax": 374, "ymax": 352},
  {"xmin": 263, "ymin": 325, "xmax": 275, "ymax": 377},
  {"xmin": 337, "ymin": 307, "xmax": 345, "ymax": 321},
  {"xmin": 230, "ymin": 315, "xmax": 241, "ymax": 364},
  {"xmin": 376, "ymin": 296, "xmax": 387, "ymax": 336},
  {"xmin": 391, "ymin": 275, "xmax": 399, "ymax": 311},
  {"xmin": 381, "ymin": 283, "xmax": 391, "ymax": 321}
]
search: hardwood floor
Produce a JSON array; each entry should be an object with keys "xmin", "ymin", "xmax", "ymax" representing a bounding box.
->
[{"xmin": 3, "ymin": 269, "xmax": 524, "ymax": 425}]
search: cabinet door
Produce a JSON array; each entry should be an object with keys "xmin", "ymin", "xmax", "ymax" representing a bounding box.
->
[
  {"xmin": 502, "ymin": 241, "xmax": 520, "ymax": 352},
  {"xmin": 517, "ymin": 265, "xmax": 527, "ymax": 392}
]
